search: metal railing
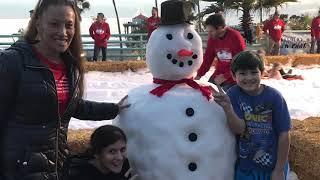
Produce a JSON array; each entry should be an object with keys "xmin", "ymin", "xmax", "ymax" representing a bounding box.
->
[{"xmin": 2, "ymin": 31, "xmax": 310, "ymax": 60}]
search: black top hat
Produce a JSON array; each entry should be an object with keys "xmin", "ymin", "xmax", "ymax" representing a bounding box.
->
[{"xmin": 160, "ymin": 0, "xmax": 191, "ymax": 25}]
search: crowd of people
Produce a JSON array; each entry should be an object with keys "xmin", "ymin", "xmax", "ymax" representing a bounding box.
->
[{"xmin": 0, "ymin": 0, "xmax": 319, "ymax": 179}]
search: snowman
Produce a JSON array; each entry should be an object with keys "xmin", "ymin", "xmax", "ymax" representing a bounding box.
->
[{"xmin": 118, "ymin": 1, "xmax": 235, "ymax": 179}]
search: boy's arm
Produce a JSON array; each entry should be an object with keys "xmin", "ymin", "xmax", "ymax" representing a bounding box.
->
[
  {"xmin": 274, "ymin": 132, "xmax": 290, "ymax": 171},
  {"xmin": 272, "ymin": 90, "xmax": 291, "ymax": 174},
  {"xmin": 223, "ymin": 105, "xmax": 246, "ymax": 134}
]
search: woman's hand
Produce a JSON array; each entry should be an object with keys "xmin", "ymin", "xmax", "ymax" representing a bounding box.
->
[{"xmin": 117, "ymin": 95, "xmax": 131, "ymax": 111}]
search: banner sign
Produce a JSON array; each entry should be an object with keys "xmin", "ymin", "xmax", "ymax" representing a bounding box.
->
[{"xmin": 280, "ymin": 31, "xmax": 316, "ymax": 55}]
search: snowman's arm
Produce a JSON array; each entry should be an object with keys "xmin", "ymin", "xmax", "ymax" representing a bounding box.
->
[{"xmin": 72, "ymin": 99, "xmax": 119, "ymax": 120}]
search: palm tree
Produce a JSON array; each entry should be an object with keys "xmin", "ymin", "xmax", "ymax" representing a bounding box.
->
[
  {"xmin": 112, "ymin": 0, "xmax": 123, "ymax": 58},
  {"xmin": 75, "ymin": 0, "xmax": 90, "ymax": 14},
  {"xmin": 199, "ymin": 0, "xmax": 297, "ymax": 42}
]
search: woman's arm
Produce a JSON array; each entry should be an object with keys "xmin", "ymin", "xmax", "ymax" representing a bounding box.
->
[
  {"xmin": 73, "ymin": 99, "xmax": 119, "ymax": 120},
  {"xmin": 73, "ymin": 96, "xmax": 129, "ymax": 121}
]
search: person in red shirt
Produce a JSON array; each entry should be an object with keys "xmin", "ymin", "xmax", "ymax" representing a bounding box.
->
[
  {"xmin": 311, "ymin": 9, "xmax": 320, "ymax": 54},
  {"xmin": 263, "ymin": 11, "xmax": 285, "ymax": 55},
  {"xmin": 196, "ymin": 13, "xmax": 246, "ymax": 91},
  {"xmin": 89, "ymin": 13, "xmax": 111, "ymax": 61},
  {"xmin": 147, "ymin": 7, "xmax": 161, "ymax": 39}
]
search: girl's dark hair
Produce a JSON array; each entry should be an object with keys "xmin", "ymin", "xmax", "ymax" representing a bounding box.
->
[
  {"xmin": 24, "ymin": 0, "xmax": 84, "ymax": 98},
  {"xmin": 231, "ymin": 51, "xmax": 264, "ymax": 74},
  {"xmin": 90, "ymin": 125, "xmax": 127, "ymax": 154},
  {"xmin": 205, "ymin": 13, "xmax": 226, "ymax": 29}
]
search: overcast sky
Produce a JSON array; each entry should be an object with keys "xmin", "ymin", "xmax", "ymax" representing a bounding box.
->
[{"xmin": 0, "ymin": 0, "xmax": 319, "ymax": 19}]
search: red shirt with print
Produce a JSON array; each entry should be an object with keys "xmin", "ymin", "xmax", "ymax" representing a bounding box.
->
[
  {"xmin": 263, "ymin": 18, "xmax": 285, "ymax": 42},
  {"xmin": 33, "ymin": 48, "xmax": 70, "ymax": 116},
  {"xmin": 311, "ymin": 16, "xmax": 320, "ymax": 40},
  {"xmin": 147, "ymin": 16, "xmax": 161, "ymax": 38},
  {"xmin": 89, "ymin": 21, "xmax": 111, "ymax": 47},
  {"xmin": 197, "ymin": 27, "xmax": 246, "ymax": 84}
]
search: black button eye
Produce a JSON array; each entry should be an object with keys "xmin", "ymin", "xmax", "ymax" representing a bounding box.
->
[
  {"xmin": 166, "ymin": 34, "xmax": 173, "ymax": 40},
  {"xmin": 187, "ymin": 33, "xmax": 193, "ymax": 40},
  {"xmin": 167, "ymin": 54, "xmax": 172, "ymax": 59}
]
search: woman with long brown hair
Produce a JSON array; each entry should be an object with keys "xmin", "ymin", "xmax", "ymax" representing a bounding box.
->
[{"xmin": 0, "ymin": 0, "xmax": 128, "ymax": 179}]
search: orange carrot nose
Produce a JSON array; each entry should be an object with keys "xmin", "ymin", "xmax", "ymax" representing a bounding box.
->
[{"xmin": 178, "ymin": 49, "xmax": 193, "ymax": 57}]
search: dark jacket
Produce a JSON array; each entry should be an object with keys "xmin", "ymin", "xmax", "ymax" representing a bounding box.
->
[
  {"xmin": 0, "ymin": 40, "xmax": 119, "ymax": 180},
  {"xmin": 65, "ymin": 154, "xmax": 131, "ymax": 180}
]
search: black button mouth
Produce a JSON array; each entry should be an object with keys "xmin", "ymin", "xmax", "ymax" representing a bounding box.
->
[
  {"xmin": 172, "ymin": 59, "xmax": 178, "ymax": 64},
  {"xmin": 188, "ymin": 162, "xmax": 197, "ymax": 171},
  {"xmin": 179, "ymin": 62, "xmax": 184, "ymax": 67}
]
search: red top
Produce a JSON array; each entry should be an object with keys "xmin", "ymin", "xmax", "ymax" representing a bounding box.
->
[
  {"xmin": 311, "ymin": 16, "xmax": 320, "ymax": 39},
  {"xmin": 263, "ymin": 18, "xmax": 285, "ymax": 41},
  {"xmin": 197, "ymin": 27, "xmax": 246, "ymax": 84},
  {"xmin": 32, "ymin": 47, "xmax": 70, "ymax": 116},
  {"xmin": 147, "ymin": 16, "xmax": 161, "ymax": 38},
  {"xmin": 89, "ymin": 21, "xmax": 111, "ymax": 47}
]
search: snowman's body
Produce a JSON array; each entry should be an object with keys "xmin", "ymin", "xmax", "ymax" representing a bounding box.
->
[{"xmin": 118, "ymin": 21, "xmax": 236, "ymax": 180}]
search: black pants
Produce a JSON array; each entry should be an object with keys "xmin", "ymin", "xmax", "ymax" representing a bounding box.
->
[
  {"xmin": 310, "ymin": 39, "xmax": 320, "ymax": 54},
  {"xmin": 93, "ymin": 45, "xmax": 107, "ymax": 61}
]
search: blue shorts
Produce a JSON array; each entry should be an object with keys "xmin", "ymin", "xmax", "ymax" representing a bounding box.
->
[{"xmin": 235, "ymin": 163, "xmax": 290, "ymax": 180}]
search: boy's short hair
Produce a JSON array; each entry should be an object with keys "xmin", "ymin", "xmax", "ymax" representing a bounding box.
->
[
  {"xmin": 97, "ymin": 12, "xmax": 104, "ymax": 18},
  {"xmin": 152, "ymin": 7, "xmax": 158, "ymax": 11},
  {"xmin": 90, "ymin": 125, "xmax": 127, "ymax": 154},
  {"xmin": 231, "ymin": 51, "xmax": 264, "ymax": 74},
  {"xmin": 205, "ymin": 13, "xmax": 226, "ymax": 29}
]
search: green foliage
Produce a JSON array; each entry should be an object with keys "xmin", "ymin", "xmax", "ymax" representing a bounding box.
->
[
  {"xmin": 287, "ymin": 14, "xmax": 313, "ymax": 30},
  {"xmin": 75, "ymin": 0, "xmax": 90, "ymax": 14},
  {"xmin": 199, "ymin": 0, "xmax": 297, "ymax": 37}
]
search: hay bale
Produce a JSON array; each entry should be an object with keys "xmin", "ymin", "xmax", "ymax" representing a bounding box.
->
[
  {"xmin": 264, "ymin": 54, "xmax": 320, "ymax": 66},
  {"xmin": 265, "ymin": 55, "xmax": 293, "ymax": 65},
  {"xmin": 290, "ymin": 117, "xmax": 320, "ymax": 180},
  {"xmin": 84, "ymin": 60, "xmax": 146, "ymax": 72},
  {"xmin": 68, "ymin": 129, "xmax": 93, "ymax": 155},
  {"xmin": 293, "ymin": 55, "xmax": 320, "ymax": 67},
  {"xmin": 82, "ymin": 55, "xmax": 320, "ymax": 73}
]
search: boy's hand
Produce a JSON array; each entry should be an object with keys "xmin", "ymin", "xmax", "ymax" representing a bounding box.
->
[
  {"xmin": 117, "ymin": 95, "xmax": 131, "ymax": 111},
  {"xmin": 271, "ymin": 169, "xmax": 285, "ymax": 180},
  {"xmin": 211, "ymin": 84, "xmax": 232, "ymax": 110}
]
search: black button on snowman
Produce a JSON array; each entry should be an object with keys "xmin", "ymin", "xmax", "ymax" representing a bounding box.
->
[{"xmin": 118, "ymin": 1, "xmax": 236, "ymax": 179}]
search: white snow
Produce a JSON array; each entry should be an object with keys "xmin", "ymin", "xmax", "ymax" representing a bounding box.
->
[{"xmin": 69, "ymin": 66, "xmax": 320, "ymax": 130}]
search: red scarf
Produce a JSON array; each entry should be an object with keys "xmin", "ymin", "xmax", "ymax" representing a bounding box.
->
[{"xmin": 150, "ymin": 78, "xmax": 212, "ymax": 101}]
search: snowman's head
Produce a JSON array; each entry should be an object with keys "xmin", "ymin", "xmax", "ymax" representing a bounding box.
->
[{"xmin": 146, "ymin": 24, "xmax": 203, "ymax": 80}]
